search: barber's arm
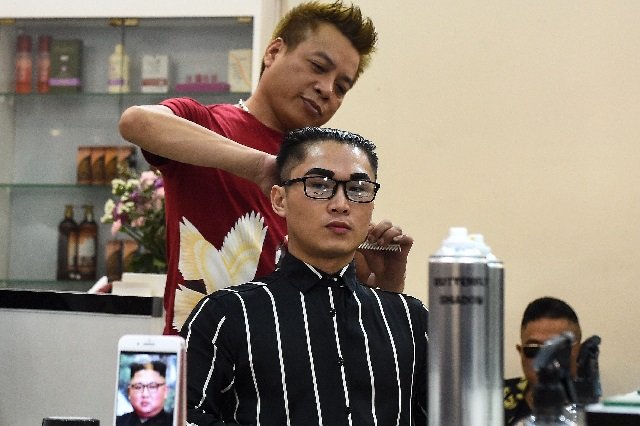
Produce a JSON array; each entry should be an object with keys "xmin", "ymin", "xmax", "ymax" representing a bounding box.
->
[
  {"xmin": 119, "ymin": 105, "xmax": 278, "ymax": 195},
  {"xmin": 354, "ymin": 219, "xmax": 413, "ymax": 292}
]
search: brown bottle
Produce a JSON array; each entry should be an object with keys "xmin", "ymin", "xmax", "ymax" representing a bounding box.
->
[
  {"xmin": 56, "ymin": 205, "xmax": 78, "ymax": 280},
  {"xmin": 77, "ymin": 204, "xmax": 98, "ymax": 281}
]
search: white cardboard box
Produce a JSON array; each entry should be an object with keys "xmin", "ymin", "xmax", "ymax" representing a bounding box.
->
[
  {"xmin": 141, "ymin": 54, "xmax": 169, "ymax": 93},
  {"xmin": 111, "ymin": 272, "xmax": 166, "ymax": 297}
]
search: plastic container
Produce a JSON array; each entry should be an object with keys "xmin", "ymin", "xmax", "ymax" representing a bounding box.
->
[{"xmin": 108, "ymin": 43, "xmax": 130, "ymax": 93}]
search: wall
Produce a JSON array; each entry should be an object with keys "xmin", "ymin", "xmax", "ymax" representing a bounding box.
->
[{"xmin": 284, "ymin": 0, "xmax": 640, "ymax": 397}]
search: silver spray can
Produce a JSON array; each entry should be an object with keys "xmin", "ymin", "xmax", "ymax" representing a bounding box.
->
[
  {"xmin": 471, "ymin": 233, "xmax": 505, "ymax": 426},
  {"xmin": 428, "ymin": 227, "xmax": 504, "ymax": 426}
]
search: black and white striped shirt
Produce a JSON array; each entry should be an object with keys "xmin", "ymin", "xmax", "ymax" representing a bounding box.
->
[{"xmin": 181, "ymin": 253, "xmax": 428, "ymax": 426}]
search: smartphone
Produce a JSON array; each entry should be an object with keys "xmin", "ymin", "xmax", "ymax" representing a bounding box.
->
[{"xmin": 113, "ymin": 334, "xmax": 186, "ymax": 426}]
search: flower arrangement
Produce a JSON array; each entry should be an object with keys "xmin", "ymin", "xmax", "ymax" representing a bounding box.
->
[{"xmin": 101, "ymin": 167, "xmax": 167, "ymax": 274}]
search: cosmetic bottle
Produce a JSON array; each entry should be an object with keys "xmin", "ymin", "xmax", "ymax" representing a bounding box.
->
[
  {"xmin": 37, "ymin": 35, "xmax": 52, "ymax": 93},
  {"xmin": 56, "ymin": 205, "xmax": 79, "ymax": 280},
  {"xmin": 77, "ymin": 204, "xmax": 98, "ymax": 280},
  {"xmin": 15, "ymin": 34, "xmax": 33, "ymax": 93},
  {"xmin": 108, "ymin": 43, "xmax": 130, "ymax": 93}
]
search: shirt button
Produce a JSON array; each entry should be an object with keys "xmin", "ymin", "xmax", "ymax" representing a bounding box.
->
[
  {"xmin": 338, "ymin": 357, "xmax": 344, "ymax": 366},
  {"xmin": 329, "ymin": 308, "xmax": 336, "ymax": 316}
]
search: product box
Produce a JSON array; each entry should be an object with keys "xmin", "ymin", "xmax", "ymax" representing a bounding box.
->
[
  {"xmin": 117, "ymin": 145, "xmax": 137, "ymax": 172},
  {"xmin": 76, "ymin": 146, "xmax": 92, "ymax": 184},
  {"xmin": 141, "ymin": 54, "xmax": 169, "ymax": 93},
  {"xmin": 90, "ymin": 146, "xmax": 106, "ymax": 185},
  {"xmin": 104, "ymin": 146, "xmax": 119, "ymax": 181},
  {"xmin": 228, "ymin": 48, "xmax": 252, "ymax": 92},
  {"xmin": 111, "ymin": 271, "xmax": 166, "ymax": 297},
  {"xmin": 49, "ymin": 39, "xmax": 83, "ymax": 93},
  {"xmin": 174, "ymin": 78, "xmax": 229, "ymax": 93},
  {"xmin": 77, "ymin": 145, "xmax": 135, "ymax": 185}
]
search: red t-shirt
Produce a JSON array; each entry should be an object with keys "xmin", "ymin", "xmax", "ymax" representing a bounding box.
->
[{"xmin": 144, "ymin": 98, "xmax": 286, "ymax": 334}]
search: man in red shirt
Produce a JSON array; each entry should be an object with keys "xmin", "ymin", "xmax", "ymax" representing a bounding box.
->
[{"xmin": 119, "ymin": 1, "xmax": 404, "ymax": 334}]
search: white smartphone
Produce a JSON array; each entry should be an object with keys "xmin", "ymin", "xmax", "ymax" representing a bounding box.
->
[{"xmin": 113, "ymin": 334, "xmax": 186, "ymax": 426}]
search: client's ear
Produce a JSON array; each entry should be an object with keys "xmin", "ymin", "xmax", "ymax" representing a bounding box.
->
[{"xmin": 271, "ymin": 185, "xmax": 287, "ymax": 218}]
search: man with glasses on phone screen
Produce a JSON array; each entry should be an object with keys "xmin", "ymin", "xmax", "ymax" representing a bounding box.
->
[
  {"xmin": 116, "ymin": 361, "xmax": 173, "ymax": 426},
  {"xmin": 503, "ymin": 297, "xmax": 583, "ymax": 425}
]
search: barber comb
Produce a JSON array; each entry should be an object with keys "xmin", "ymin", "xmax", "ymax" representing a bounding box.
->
[{"xmin": 358, "ymin": 241, "xmax": 402, "ymax": 252}]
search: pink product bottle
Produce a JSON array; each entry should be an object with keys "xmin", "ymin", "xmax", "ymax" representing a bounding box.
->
[{"xmin": 15, "ymin": 34, "xmax": 33, "ymax": 94}]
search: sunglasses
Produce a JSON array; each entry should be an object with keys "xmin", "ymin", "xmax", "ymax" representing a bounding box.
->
[
  {"xmin": 521, "ymin": 343, "xmax": 544, "ymax": 359},
  {"xmin": 521, "ymin": 341, "xmax": 578, "ymax": 359}
]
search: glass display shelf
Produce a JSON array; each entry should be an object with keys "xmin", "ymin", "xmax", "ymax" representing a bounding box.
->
[
  {"xmin": 0, "ymin": 91, "xmax": 250, "ymax": 106},
  {"xmin": 0, "ymin": 6, "xmax": 261, "ymax": 293},
  {"xmin": 0, "ymin": 182, "xmax": 111, "ymax": 189},
  {"xmin": 7, "ymin": 16, "xmax": 250, "ymax": 30},
  {"xmin": 0, "ymin": 91, "xmax": 250, "ymax": 98},
  {"xmin": 0, "ymin": 278, "xmax": 96, "ymax": 292}
]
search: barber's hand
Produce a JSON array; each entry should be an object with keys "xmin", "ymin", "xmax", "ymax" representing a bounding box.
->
[
  {"xmin": 255, "ymin": 153, "xmax": 279, "ymax": 197},
  {"xmin": 354, "ymin": 220, "xmax": 413, "ymax": 292}
]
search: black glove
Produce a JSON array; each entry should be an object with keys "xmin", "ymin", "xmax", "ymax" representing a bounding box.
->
[{"xmin": 574, "ymin": 335, "xmax": 602, "ymax": 404}]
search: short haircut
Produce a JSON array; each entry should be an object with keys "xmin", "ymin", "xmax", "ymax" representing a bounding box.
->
[
  {"xmin": 265, "ymin": 0, "xmax": 377, "ymax": 82},
  {"xmin": 276, "ymin": 127, "xmax": 378, "ymax": 182},
  {"xmin": 521, "ymin": 297, "xmax": 580, "ymax": 330},
  {"xmin": 130, "ymin": 361, "xmax": 167, "ymax": 379}
]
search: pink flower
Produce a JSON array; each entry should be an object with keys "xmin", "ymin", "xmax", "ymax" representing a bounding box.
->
[
  {"xmin": 111, "ymin": 220, "xmax": 122, "ymax": 236},
  {"xmin": 132, "ymin": 217, "xmax": 146, "ymax": 227},
  {"xmin": 139, "ymin": 171, "xmax": 157, "ymax": 188}
]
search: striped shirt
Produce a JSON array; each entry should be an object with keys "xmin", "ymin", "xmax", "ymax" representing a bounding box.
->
[{"xmin": 181, "ymin": 253, "xmax": 428, "ymax": 426}]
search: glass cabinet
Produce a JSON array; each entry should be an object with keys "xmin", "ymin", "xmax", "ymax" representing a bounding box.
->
[{"xmin": 0, "ymin": 1, "xmax": 278, "ymax": 291}]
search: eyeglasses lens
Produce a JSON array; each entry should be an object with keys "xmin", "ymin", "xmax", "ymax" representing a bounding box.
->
[
  {"xmin": 522, "ymin": 345, "xmax": 541, "ymax": 359},
  {"xmin": 130, "ymin": 382, "xmax": 165, "ymax": 393},
  {"xmin": 303, "ymin": 176, "xmax": 376, "ymax": 203},
  {"xmin": 304, "ymin": 177, "xmax": 334, "ymax": 199}
]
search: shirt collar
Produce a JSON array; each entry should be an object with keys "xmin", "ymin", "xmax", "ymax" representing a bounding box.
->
[{"xmin": 277, "ymin": 253, "xmax": 359, "ymax": 293}]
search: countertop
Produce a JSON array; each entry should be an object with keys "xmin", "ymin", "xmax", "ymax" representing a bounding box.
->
[{"xmin": 0, "ymin": 288, "xmax": 163, "ymax": 317}]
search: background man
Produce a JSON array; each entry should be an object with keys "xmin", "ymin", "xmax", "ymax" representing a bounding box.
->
[
  {"xmin": 116, "ymin": 361, "xmax": 173, "ymax": 426},
  {"xmin": 181, "ymin": 127, "xmax": 428, "ymax": 425},
  {"xmin": 119, "ymin": 1, "xmax": 383, "ymax": 335},
  {"xmin": 503, "ymin": 296, "xmax": 583, "ymax": 425}
]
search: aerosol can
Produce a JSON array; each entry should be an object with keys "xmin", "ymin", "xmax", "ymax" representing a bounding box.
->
[{"xmin": 428, "ymin": 227, "xmax": 504, "ymax": 426}]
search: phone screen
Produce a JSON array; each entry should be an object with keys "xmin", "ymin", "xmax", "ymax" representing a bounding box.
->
[{"xmin": 114, "ymin": 351, "xmax": 179, "ymax": 426}]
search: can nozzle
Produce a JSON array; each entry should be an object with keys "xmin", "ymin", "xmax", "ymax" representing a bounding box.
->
[{"xmin": 437, "ymin": 227, "xmax": 482, "ymax": 256}]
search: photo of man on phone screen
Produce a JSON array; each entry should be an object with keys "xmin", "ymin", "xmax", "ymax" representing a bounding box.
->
[{"xmin": 116, "ymin": 358, "xmax": 174, "ymax": 426}]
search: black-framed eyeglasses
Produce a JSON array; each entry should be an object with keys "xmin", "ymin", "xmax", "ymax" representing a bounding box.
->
[
  {"xmin": 129, "ymin": 382, "xmax": 166, "ymax": 393},
  {"xmin": 281, "ymin": 175, "xmax": 380, "ymax": 203}
]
